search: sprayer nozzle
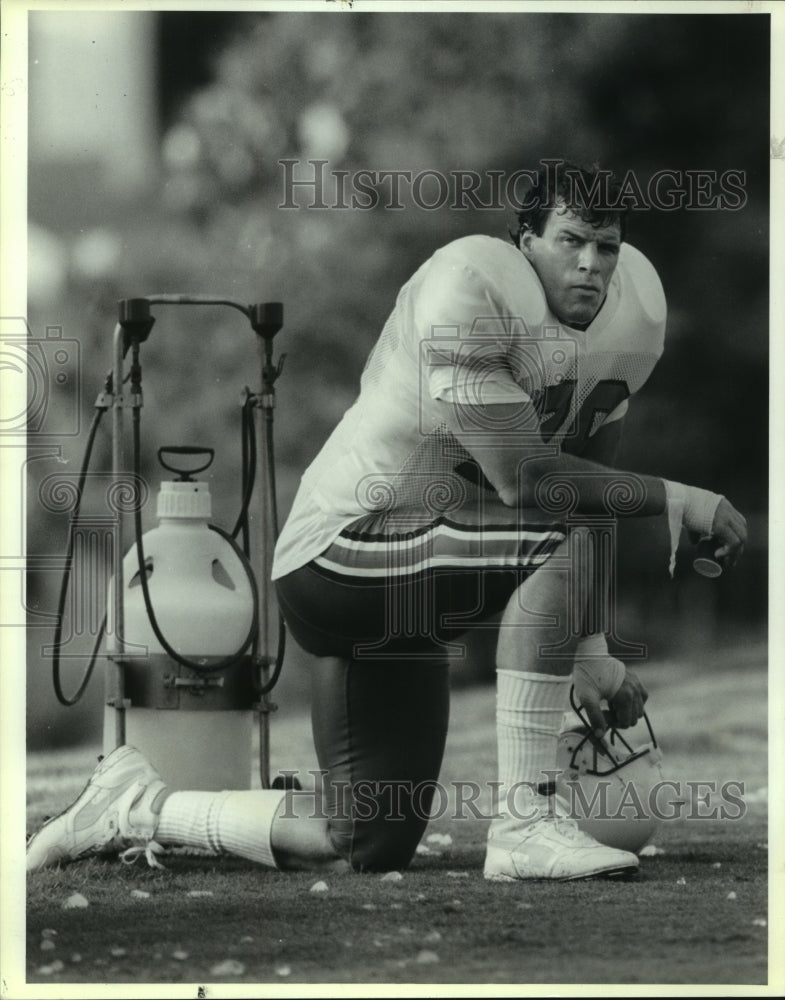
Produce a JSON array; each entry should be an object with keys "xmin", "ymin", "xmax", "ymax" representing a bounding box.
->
[
  {"xmin": 249, "ymin": 302, "xmax": 284, "ymax": 339},
  {"xmin": 118, "ymin": 298, "xmax": 152, "ymax": 323}
]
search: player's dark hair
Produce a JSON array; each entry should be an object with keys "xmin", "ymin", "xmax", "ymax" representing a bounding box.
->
[{"xmin": 510, "ymin": 160, "xmax": 628, "ymax": 246}]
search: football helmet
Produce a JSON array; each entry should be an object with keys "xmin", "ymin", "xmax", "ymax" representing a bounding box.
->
[{"xmin": 553, "ymin": 688, "xmax": 670, "ymax": 855}]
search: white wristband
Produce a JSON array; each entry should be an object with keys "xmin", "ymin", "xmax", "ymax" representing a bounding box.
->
[
  {"xmin": 663, "ymin": 480, "xmax": 723, "ymax": 578},
  {"xmin": 575, "ymin": 633, "xmax": 608, "ymax": 659},
  {"xmin": 573, "ymin": 656, "xmax": 626, "ymax": 703}
]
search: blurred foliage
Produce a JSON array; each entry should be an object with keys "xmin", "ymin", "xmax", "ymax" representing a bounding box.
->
[{"xmin": 25, "ymin": 11, "xmax": 769, "ymax": 742}]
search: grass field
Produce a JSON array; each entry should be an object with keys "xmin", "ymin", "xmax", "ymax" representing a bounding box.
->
[{"xmin": 21, "ymin": 642, "xmax": 775, "ymax": 994}]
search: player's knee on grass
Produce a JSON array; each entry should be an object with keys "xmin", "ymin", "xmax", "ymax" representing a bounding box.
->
[
  {"xmin": 310, "ymin": 656, "xmax": 450, "ymax": 873},
  {"xmin": 324, "ymin": 778, "xmax": 441, "ymax": 873}
]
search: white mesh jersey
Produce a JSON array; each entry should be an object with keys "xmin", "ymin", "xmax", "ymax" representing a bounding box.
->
[{"xmin": 272, "ymin": 235, "xmax": 666, "ymax": 579}]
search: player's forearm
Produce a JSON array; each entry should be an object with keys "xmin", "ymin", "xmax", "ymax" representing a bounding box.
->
[
  {"xmin": 438, "ymin": 399, "xmax": 718, "ymax": 528},
  {"xmin": 509, "ymin": 452, "xmax": 667, "ymax": 518}
]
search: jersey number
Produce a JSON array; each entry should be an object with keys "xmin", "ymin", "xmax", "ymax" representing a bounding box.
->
[
  {"xmin": 532, "ymin": 379, "xmax": 629, "ymax": 453},
  {"xmin": 455, "ymin": 378, "xmax": 631, "ymax": 490}
]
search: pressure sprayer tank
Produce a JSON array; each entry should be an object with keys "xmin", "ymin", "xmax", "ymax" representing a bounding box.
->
[{"xmin": 106, "ymin": 476, "xmax": 256, "ymax": 791}]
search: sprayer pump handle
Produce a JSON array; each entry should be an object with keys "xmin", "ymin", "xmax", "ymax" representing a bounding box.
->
[{"xmin": 158, "ymin": 446, "xmax": 215, "ymax": 481}]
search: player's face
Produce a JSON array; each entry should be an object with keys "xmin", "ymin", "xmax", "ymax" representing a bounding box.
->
[{"xmin": 521, "ymin": 204, "xmax": 622, "ymax": 327}]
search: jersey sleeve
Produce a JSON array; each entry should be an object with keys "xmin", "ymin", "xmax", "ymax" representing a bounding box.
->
[
  {"xmin": 617, "ymin": 243, "xmax": 667, "ymax": 356},
  {"xmin": 412, "ymin": 248, "xmax": 533, "ymax": 407},
  {"xmin": 584, "ymin": 245, "xmax": 666, "ymax": 435}
]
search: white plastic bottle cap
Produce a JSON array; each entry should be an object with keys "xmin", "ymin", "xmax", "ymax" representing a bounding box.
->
[{"xmin": 156, "ymin": 480, "xmax": 212, "ymax": 520}]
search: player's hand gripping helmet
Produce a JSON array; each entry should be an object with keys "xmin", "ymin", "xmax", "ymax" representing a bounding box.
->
[{"xmin": 554, "ymin": 688, "xmax": 669, "ymax": 855}]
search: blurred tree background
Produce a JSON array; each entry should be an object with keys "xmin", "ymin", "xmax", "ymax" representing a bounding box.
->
[{"xmin": 25, "ymin": 10, "xmax": 769, "ymax": 747}]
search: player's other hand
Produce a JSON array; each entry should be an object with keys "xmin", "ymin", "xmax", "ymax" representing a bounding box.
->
[
  {"xmin": 711, "ymin": 497, "xmax": 747, "ymax": 567},
  {"xmin": 579, "ymin": 669, "xmax": 648, "ymax": 736}
]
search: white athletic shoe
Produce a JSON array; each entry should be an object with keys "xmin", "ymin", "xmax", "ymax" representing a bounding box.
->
[
  {"xmin": 26, "ymin": 744, "xmax": 168, "ymax": 872},
  {"xmin": 484, "ymin": 798, "xmax": 639, "ymax": 882}
]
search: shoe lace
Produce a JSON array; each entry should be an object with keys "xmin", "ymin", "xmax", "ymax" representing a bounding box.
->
[
  {"xmin": 547, "ymin": 815, "xmax": 586, "ymax": 842},
  {"xmin": 119, "ymin": 839, "xmax": 167, "ymax": 870},
  {"xmin": 540, "ymin": 794, "xmax": 591, "ymax": 843}
]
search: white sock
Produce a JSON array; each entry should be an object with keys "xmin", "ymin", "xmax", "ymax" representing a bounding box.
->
[
  {"xmin": 494, "ymin": 670, "xmax": 571, "ymax": 826},
  {"xmin": 156, "ymin": 789, "xmax": 286, "ymax": 869}
]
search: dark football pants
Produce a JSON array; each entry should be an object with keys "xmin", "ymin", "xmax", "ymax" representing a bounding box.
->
[
  {"xmin": 309, "ymin": 655, "xmax": 450, "ymax": 872},
  {"xmin": 275, "ymin": 504, "xmax": 564, "ymax": 872}
]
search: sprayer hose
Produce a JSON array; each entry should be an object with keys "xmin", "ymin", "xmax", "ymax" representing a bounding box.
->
[{"xmin": 51, "ymin": 391, "xmax": 109, "ymax": 706}]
